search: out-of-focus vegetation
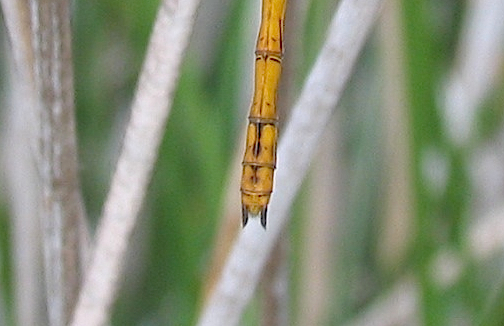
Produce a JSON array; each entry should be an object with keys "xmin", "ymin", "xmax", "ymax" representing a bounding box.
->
[{"xmin": 1, "ymin": 0, "xmax": 504, "ymax": 325}]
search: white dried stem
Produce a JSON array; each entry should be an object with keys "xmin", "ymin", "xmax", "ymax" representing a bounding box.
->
[
  {"xmin": 0, "ymin": 1, "xmax": 42, "ymax": 325},
  {"xmin": 4, "ymin": 0, "xmax": 89, "ymax": 325},
  {"xmin": 340, "ymin": 203, "xmax": 504, "ymax": 326},
  {"xmin": 197, "ymin": 0, "xmax": 384, "ymax": 325},
  {"xmin": 260, "ymin": 235, "xmax": 290, "ymax": 326},
  {"xmin": 2, "ymin": 53, "xmax": 44, "ymax": 326},
  {"xmin": 70, "ymin": 1, "xmax": 201, "ymax": 325},
  {"xmin": 342, "ymin": 279, "xmax": 420, "ymax": 326},
  {"xmin": 0, "ymin": 0, "xmax": 34, "ymax": 81},
  {"xmin": 442, "ymin": 0, "xmax": 504, "ymax": 146},
  {"xmin": 283, "ymin": 1, "xmax": 504, "ymax": 323},
  {"xmin": 469, "ymin": 204, "xmax": 504, "ymax": 259}
]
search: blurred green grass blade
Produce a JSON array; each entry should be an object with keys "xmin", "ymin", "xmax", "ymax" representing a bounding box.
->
[
  {"xmin": 401, "ymin": 0, "xmax": 477, "ymax": 324},
  {"xmin": 479, "ymin": 273, "xmax": 504, "ymax": 326},
  {"xmin": 401, "ymin": 0, "xmax": 449, "ymax": 324},
  {"xmin": 0, "ymin": 208, "xmax": 14, "ymax": 326}
]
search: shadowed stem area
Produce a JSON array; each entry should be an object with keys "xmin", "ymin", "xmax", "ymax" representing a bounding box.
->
[{"xmin": 29, "ymin": 0, "xmax": 88, "ymax": 325}]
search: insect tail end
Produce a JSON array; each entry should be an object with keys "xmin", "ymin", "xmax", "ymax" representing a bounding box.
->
[{"xmin": 242, "ymin": 205, "xmax": 249, "ymax": 227}]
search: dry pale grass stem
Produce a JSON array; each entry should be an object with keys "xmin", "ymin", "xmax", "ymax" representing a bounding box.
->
[
  {"xmin": 197, "ymin": 0, "xmax": 384, "ymax": 325},
  {"xmin": 70, "ymin": 1, "xmax": 201, "ymax": 325}
]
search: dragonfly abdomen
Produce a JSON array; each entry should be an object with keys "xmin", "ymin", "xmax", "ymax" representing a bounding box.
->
[{"xmin": 241, "ymin": 0, "xmax": 286, "ymax": 228}]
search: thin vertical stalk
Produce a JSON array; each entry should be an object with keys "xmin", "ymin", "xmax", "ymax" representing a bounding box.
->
[
  {"xmin": 0, "ymin": 1, "xmax": 41, "ymax": 324},
  {"xmin": 298, "ymin": 116, "xmax": 340, "ymax": 326},
  {"xmin": 201, "ymin": 139, "xmax": 243, "ymax": 304},
  {"xmin": 5, "ymin": 0, "xmax": 89, "ymax": 325},
  {"xmin": 260, "ymin": 234, "xmax": 289, "ymax": 326},
  {"xmin": 201, "ymin": 145, "xmax": 243, "ymax": 304},
  {"xmin": 376, "ymin": 0, "xmax": 413, "ymax": 270},
  {"xmin": 70, "ymin": 1, "xmax": 201, "ymax": 325},
  {"xmin": 2, "ymin": 52, "xmax": 44, "ymax": 326},
  {"xmin": 442, "ymin": 0, "xmax": 504, "ymax": 146},
  {"xmin": 197, "ymin": 0, "xmax": 384, "ymax": 324}
]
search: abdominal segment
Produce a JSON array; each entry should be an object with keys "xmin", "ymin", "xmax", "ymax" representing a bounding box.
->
[{"xmin": 241, "ymin": 123, "xmax": 277, "ymax": 227}]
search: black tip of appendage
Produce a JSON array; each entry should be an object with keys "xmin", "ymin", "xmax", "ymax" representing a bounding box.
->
[
  {"xmin": 260, "ymin": 207, "xmax": 267, "ymax": 229},
  {"xmin": 242, "ymin": 206, "xmax": 249, "ymax": 227}
]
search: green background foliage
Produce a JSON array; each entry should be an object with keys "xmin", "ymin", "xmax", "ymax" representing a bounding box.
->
[{"xmin": 1, "ymin": 0, "xmax": 504, "ymax": 325}]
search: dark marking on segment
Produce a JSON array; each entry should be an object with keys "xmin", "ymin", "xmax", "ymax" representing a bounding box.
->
[
  {"xmin": 269, "ymin": 57, "xmax": 282, "ymax": 64},
  {"xmin": 252, "ymin": 123, "xmax": 262, "ymax": 156},
  {"xmin": 249, "ymin": 170, "xmax": 257, "ymax": 184}
]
